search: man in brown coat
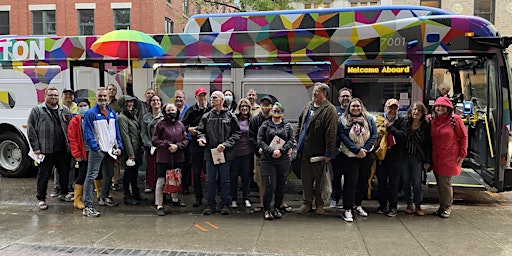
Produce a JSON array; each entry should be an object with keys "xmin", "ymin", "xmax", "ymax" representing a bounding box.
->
[{"xmin": 295, "ymin": 82, "xmax": 338, "ymax": 215}]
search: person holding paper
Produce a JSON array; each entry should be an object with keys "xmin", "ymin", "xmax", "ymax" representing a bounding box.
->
[
  {"xmin": 197, "ymin": 91, "xmax": 241, "ymax": 215},
  {"xmin": 375, "ymin": 98, "xmax": 407, "ymax": 217},
  {"xmin": 82, "ymin": 87, "xmax": 124, "ymax": 217},
  {"xmin": 152, "ymin": 103, "xmax": 189, "ymax": 216},
  {"xmin": 257, "ymin": 102, "xmax": 295, "ymax": 220},
  {"xmin": 27, "ymin": 87, "xmax": 73, "ymax": 210},
  {"xmin": 141, "ymin": 95, "xmax": 163, "ymax": 193}
]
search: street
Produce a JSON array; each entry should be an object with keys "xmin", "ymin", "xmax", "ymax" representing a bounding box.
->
[{"xmin": 0, "ymin": 175, "xmax": 511, "ymax": 256}]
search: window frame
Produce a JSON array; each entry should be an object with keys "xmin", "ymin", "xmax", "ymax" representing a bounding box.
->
[
  {"xmin": 0, "ymin": 11, "xmax": 9, "ymax": 35},
  {"xmin": 78, "ymin": 9, "xmax": 94, "ymax": 36},
  {"xmin": 32, "ymin": 10, "xmax": 56, "ymax": 35},
  {"xmin": 113, "ymin": 8, "xmax": 130, "ymax": 30}
]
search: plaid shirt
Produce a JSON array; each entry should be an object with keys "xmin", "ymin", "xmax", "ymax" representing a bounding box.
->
[{"xmin": 27, "ymin": 103, "xmax": 71, "ymax": 154}]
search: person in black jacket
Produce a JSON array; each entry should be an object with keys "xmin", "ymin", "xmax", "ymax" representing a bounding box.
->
[
  {"xmin": 257, "ymin": 102, "xmax": 295, "ymax": 220},
  {"xmin": 402, "ymin": 101, "xmax": 431, "ymax": 216},
  {"xmin": 197, "ymin": 91, "xmax": 241, "ymax": 215},
  {"xmin": 376, "ymin": 98, "xmax": 407, "ymax": 217},
  {"xmin": 182, "ymin": 87, "xmax": 212, "ymax": 207}
]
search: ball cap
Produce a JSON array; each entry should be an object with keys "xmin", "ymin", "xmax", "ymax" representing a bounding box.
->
[
  {"xmin": 62, "ymin": 88, "xmax": 74, "ymax": 94},
  {"xmin": 194, "ymin": 87, "xmax": 207, "ymax": 96},
  {"xmin": 385, "ymin": 98, "xmax": 399, "ymax": 107}
]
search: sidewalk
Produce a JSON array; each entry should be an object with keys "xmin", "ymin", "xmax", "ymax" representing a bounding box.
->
[{"xmin": 0, "ymin": 177, "xmax": 511, "ymax": 256}]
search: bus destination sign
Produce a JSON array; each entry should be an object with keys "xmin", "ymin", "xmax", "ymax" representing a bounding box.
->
[{"xmin": 345, "ymin": 65, "xmax": 412, "ymax": 77}]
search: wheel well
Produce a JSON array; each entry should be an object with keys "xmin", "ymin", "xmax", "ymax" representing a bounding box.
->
[{"xmin": 0, "ymin": 124, "xmax": 29, "ymax": 149}]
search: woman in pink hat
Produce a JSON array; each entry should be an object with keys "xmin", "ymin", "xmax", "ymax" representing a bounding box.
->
[{"xmin": 430, "ymin": 97, "xmax": 468, "ymax": 218}]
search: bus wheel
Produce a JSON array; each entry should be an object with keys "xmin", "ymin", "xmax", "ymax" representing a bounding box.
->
[{"xmin": 0, "ymin": 132, "xmax": 31, "ymax": 178}]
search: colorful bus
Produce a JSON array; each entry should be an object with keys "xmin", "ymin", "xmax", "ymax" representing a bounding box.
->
[{"xmin": 0, "ymin": 5, "xmax": 511, "ymax": 191}]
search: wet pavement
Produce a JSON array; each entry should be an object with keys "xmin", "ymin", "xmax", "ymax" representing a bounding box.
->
[{"xmin": 0, "ymin": 174, "xmax": 512, "ymax": 256}]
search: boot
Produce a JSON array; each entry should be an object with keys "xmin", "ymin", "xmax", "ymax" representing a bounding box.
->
[
  {"xmin": 94, "ymin": 180, "xmax": 102, "ymax": 200},
  {"xmin": 73, "ymin": 184, "xmax": 85, "ymax": 209}
]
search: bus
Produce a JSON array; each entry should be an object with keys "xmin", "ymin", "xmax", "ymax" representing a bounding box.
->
[{"xmin": 0, "ymin": 5, "xmax": 511, "ymax": 192}]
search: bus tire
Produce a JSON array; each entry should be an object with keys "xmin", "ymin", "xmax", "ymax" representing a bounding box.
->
[{"xmin": 0, "ymin": 131, "xmax": 31, "ymax": 178}]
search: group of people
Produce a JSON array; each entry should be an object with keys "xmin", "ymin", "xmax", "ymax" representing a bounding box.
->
[{"xmin": 27, "ymin": 81, "xmax": 467, "ymax": 221}]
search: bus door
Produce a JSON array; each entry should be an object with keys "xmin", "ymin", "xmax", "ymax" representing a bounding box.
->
[
  {"xmin": 425, "ymin": 55, "xmax": 511, "ymax": 191},
  {"xmin": 69, "ymin": 60, "xmax": 127, "ymax": 102}
]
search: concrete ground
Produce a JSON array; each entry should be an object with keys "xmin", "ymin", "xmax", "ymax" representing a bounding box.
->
[{"xmin": 0, "ymin": 175, "xmax": 511, "ymax": 256}]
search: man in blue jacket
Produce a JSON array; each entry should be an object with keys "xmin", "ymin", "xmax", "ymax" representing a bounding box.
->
[{"xmin": 81, "ymin": 87, "xmax": 124, "ymax": 217}]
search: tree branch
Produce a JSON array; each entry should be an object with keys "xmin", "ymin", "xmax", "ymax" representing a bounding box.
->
[{"xmin": 201, "ymin": 0, "xmax": 242, "ymax": 11}]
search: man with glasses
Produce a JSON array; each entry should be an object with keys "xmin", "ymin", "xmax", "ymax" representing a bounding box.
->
[
  {"xmin": 246, "ymin": 88, "xmax": 261, "ymax": 116},
  {"xmin": 197, "ymin": 91, "xmax": 241, "ymax": 215},
  {"xmin": 295, "ymin": 82, "xmax": 338, "ymax": 215},
  {"xmin": 28, "ymin": 87, "xmax": 73, "ymax": 210},
  {"xmin": 182, "ymin": 87, "xmax": 212, "ymax": 207},
  {"xmin": 375, "ymin": 99, "xmax": 407, "ymax": 217},
  {"xmin": 82, "ymin": 87, "xmax": 124, "ymax": 217},
  {"xmin": 330, "ymin": 88, "xmax": 353, "ymax": 208}
]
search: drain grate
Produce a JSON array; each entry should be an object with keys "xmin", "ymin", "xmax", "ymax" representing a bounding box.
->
[{"xmin": 1, "ymin": 243, "xmax": 281, "ymax": 256}]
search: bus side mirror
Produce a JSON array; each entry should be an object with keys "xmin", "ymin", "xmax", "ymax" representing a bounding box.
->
[{"xmin": 463, "ymin": 101, "xmax": 473, "ymax": 114}]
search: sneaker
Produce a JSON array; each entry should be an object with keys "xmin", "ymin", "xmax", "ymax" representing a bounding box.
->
[
  {"xmin": 172, "ymin": 199, "xmax": 186, "ymax": 207},
  {"xmin": 244, "ymin": 199, "xmax": 252, "ymax": 208},
  {"xmin": 203, "ymin": 205, "xmax": 214, "ymax": 215},
  {"xmin": 99, "ymin": 197, "xmax": 118, "ymax": 207},
  {"xmin": 124, "ymin": 197, "xmax": 139, "ymax": 205},
  {"xmin": 144, "ymin": 188, "xmax": 153, "ymax": 193},
  {"xmin": 315, "ymin": 205, "xmax": 325, "ymax": 215},
  {"xmin": 405, "ymin": 204, "xmax": 414, "ymax": 214},
  {"xmin": 272, "ymin": 208, "xmax": 282, "ymax": 219},
  {"xmin": 193, "ymin": 199, "xmax": 203, "ymax": 207},
  {"xmin": 296, "ymin": 204, "xmax": 312, "ymax": 214},
  {"xmin": 58, "ymin": 193, "xmax": 74, "ymax": 202},
  {"xmin": 354, "ymin": 206, "xmax": 368, "ymax": 217},
  {"xmin": 386, "ymin": 208, "xmax": 397, "ymax": 217},
  {"xmin": 220, "ymin": 204, "xmax": 230, "ymax": 215},
  {"xmin": 329, "ymin": 200, "xmax": 337, "ymax": 208},
  {"xmin": 439, "ymin": 210, "xmax": 450, "ymax": 218},
  {"xmin": 82, "ymin": 207, "xmax": 100, "ymax": 217},
  {"xmin": 50, "ymin": 188, "xmax": 60, "ymax": 197},
  {"xmin": 157, "ymin": 207, "xmax": 165, "ymax": 216},
  {"xmin": 376, "ymin": 207, "xmax": 386, "ymax": 214},
  {"xmin": 230, "ymin": 200, "xmax": 238, "ymax": 209},
  {"xmin": 111, "ymin": 184, "xmax": 121, "ymax": 191},
  {"xmin": 341, "ymin": 210, "xmax": 353, "ymax": 222},
  {"xmin": 264, "ymin": 210, "xmax": 274, "ymax": 220}
]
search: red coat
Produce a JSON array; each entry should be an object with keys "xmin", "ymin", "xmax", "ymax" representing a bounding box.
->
[
  {"xmin": 430, "ymin": 98, "xmax": 468, "ymax": 176},
  {"xmin": 68, "ymin": 115, "xmax": 87, "ymax": 160}
]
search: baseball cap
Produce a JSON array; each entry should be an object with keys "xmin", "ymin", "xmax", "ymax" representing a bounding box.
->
[
  {"xmin": 195, "ymin": 87, "xmax": 207, "ymax": 96},
  {"xmin": 260, "ymin": 95, "xmax": 274, "ymax": 105},
  {"xmin": 125, "ymin": 96, "xmax": 137, "ymax": 101},
  {"xmin": 385, "ymin": 98, "xmax": 399, "ymax": 107},
  {"xmin": 62, "ymin": 88, "xmax": 74, "ymax": 94},
  {"xmin": 76, "ymin": 98, "xmax": 90, "ymax": 105}
]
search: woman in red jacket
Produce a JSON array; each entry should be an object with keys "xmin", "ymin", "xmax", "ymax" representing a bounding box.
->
[{"xmin": 430, "ymin": 97, "xmax": 468, "ymax": 218}]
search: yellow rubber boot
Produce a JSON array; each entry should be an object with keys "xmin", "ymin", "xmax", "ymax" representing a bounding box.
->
[
  {"xmin": 94, "ymin": 180, "xmax": 102, "ymax": 199},
  {"xmin": 73, "ymin": 184, "xmax": 85, "ymax": 209}
]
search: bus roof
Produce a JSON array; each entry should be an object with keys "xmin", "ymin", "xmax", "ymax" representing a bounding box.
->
[{"xmin": 185, "ymin": 5, "xmax": 455, "ymax": 33}]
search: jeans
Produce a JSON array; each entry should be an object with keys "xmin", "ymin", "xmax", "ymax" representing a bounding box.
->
[
  {"xmin": 36, "ymin": 151, "xmax": 71, "ymax": 201},
  {"xmin": 401, "ymin": 155, "xmax": 423, "ymax": 207},
  {"xmin": 377, "ymin": 158, "xmax": 403, "ymax": 210},
  {"xmin": 205, "ymin": 160, "xmax": 231, "ymax": 206},
  {"xmin": 261, "ymin": 159, "xmax": 289, "ymax": 210},
  {"xmin": 230, "ymin": 154, "xmax": 252, "ymax": 201},
  {"xmin": 83, "ymin": 150, "xmax": 114, "ymax": 207}
]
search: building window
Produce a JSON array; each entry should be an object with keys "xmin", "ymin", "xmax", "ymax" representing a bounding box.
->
[
  {"xmin": 184, "ymin": 0, "xmax": 189, "ymax": 16},
  {"xmin": 196, "ymin": 3, "xmax": 201, "ymax": 14},
  {"xmin": 348, "ymin": 1, "xmax": 378, "ymax": 7},
  {"xmin": 420, "ymin": 0, "xmax": 441, "ymax": 8},
  {"xmin": 113, "ymin": 9, "xmax": 130, "ymax": 30},
  {"xmin": 32, "ymin": 10, "xmax": 56, "ymax": 35},
  {"xmin": 474, "ymin": 0, "xmax": 494, "ymax": 23},
  {"xmin": 0, "ymin": 11, "xmax": 9, "ymax": 35},
  {"xmin": 78, "ymin": 9, "xmax": 94, "ymax": 35},
  {"xmin": 165, "ymin": 17, "xmax": 174, "ymax": 33},
  {"xmin": 305, "ymin": 3, "xmax": 331, "ymax": 9}
]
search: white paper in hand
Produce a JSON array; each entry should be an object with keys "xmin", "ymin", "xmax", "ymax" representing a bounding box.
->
[
  {"xmin": 211, "ymin": 148, "xmax": 225, "ymax": 165},
  {"xmin": 269, "ymin": 135, "xmax": 284, "ymax": 150},
  {"xmin": 150, "ymin": 147, "xmax": 156, "ymax": 155}
]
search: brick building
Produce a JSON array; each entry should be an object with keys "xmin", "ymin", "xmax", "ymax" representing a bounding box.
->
[{"xmin": 0, "ymin": 0, "xmax": 238, "ymax": 36}]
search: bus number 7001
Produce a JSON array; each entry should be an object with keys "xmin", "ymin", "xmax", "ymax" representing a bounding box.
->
[{"xmin": 380, "ymin": 37, "xmax": 406, "ymax": 47}]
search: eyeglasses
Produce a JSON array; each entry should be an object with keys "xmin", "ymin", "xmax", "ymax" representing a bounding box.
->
[
  {"xmin": 351, "ymin": 105, "xmax": 361, "ymax": 108},
  {"xmin": 272, "ymin": 110, "xmax": 282, "ymax": 114},
  {"xmin": 340, "ymin": 95, "xmax": 350, "ymax": 98},
  {"xmin": 211, "ymin": 96, "xmax": 219, "ymax": 99},
  {"xmin": 46, "ymin": 94, "xmax": 59, "ymax": 97}
]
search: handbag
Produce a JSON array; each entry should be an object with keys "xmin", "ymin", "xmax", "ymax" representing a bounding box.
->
[{"xmin": 164, "ymin": 168, "xmax": 182, "ymax": 194}]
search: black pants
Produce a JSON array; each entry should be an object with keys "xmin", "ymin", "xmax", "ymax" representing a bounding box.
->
[
  {"xmin": 36, "ymin": 151, "xmax": 71, "ymax": 201},
  {"xmin": 123, "ymin": 166, "xmax": 140, "ymax": 197},
  {"xmin": 181, "ymin": 144, "xmax": 192, "ymax": 191},
  {"xmin": 190, "ymin": 144, "xmax": 205, "ymax": 200},
  {"xmin": 74, "ymin": 157, "xmax": 102, "ymax": 185},
  {"xmin": 330, "ymin": 155, "xmax": 344, "ymax": 202},
  {"xmin": 377, "ymin": 158, "xmax": 403, "ymax": 210},
  {"xmin": 341, "ymin": 152, "xmax": 374, "ymax": 210},
  {"xmin": 261, "ymin": 159, "xmax": 289, "ymax": 211}
]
